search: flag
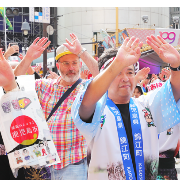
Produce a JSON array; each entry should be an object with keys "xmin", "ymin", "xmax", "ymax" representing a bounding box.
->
[
  {"xmin": 100, "ymin": 29, "xmax": 115, "ymax": 49},
  {"xmin": 0, "ymin": 7, "xmax": 13, "ymax": 30}
]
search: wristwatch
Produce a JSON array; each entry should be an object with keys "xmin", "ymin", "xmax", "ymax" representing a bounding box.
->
[
  {"xmin": 78, "ymin": 48, "xmax": 87, "ymax": 58},
  {"xmin": 169, "ymin": 65, "xmax": 180, "ymax": 71}
]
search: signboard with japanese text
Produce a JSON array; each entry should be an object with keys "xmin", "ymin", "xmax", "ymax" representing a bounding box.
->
[
  {"xmin": 29, "ymin": 7, "xmax": 50, "ymax": 24},
  {"xmin": 155, "ymin": 28, "xmax": 180, "ymax": 46},
  {"xmin": 147, "ymin": 80, "xmax": 165, "ymax": 92},
  {"xmin": 0, "ymin": 75, "xmax": 60, "ymax": 177},
  {"xmin": 29, "ymin": 7, "xmax": 34, "ymax": 22},
  {"xmin": 42, "ymin": 7, "xmax": 50, "ymax": 24}
]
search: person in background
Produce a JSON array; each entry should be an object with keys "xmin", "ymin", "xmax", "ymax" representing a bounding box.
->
[
  {"xmin": 157, "ymin": 67, "xmax": 179, "ymax": 180},
  {"xmin": 133, "ymin": 85, "xmax": 144, "ymax": 98},
  {"xmin": 140, "ymin": 76, "xmax": 150, "ymax": 93},
  {"xmin": 44, "ymin": 70, "xmax": 59, "ymax": 79},
  {"xmin": 136, "ymin": 67, "xmax": 179, "ymax": 180},
  {"xmin": 80, "ymin": 69, "xmax": 91, "ymax": 79},
  {"xmin": 133, "ymin": 67, "xmax": 150, "ymax": 98}
]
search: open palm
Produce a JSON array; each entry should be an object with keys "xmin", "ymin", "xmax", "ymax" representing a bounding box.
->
[
  {"xmin": 135, "ymin": 67, "xmax": 150, "ymax": 82},
  {"xmin": 0, "ymin": 49, "xmax": 15, "ymax": 87},
  {"xmin": 147, "ymin": 35, "xmax": 180, "ymax": 67},
  {"xmin": 63, "ymin": 33, "xmax": 82, "ymax": 55},
  {"xmin": 25, "ymin": 37, "xmax": 51, "ymax": 62},
  {"xmin": 115, "ymin": 36, "xmax": 143, "ymax": 69}
]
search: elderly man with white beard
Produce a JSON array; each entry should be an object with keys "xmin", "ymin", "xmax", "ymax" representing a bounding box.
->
[{"xmin": 11, "ymin": 33, "xmax": 99, "ymax": 180}]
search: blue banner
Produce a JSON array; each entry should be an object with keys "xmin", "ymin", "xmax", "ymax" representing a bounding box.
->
[{"xmin": 107, "ymin": 97, "xmax": 145, "ymax": 180}]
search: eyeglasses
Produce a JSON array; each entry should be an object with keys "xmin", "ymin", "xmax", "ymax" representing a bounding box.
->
[{"xmin": 59, "ymin": 61, "xmax": 79, "ymax": 68}]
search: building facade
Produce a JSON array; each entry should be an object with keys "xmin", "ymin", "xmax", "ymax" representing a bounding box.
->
[
  {"xmin": 57, "ymin": 7, "xmax": 170, "ymax": 55},
  {"xmin": 169, "ymin": 7, "xmax": 180, "ymax": 28}
]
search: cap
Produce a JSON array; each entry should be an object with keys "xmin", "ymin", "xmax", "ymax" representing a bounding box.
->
[{"xmin": 55, "ymin": 45, "xmax": 73, "ymax": 61}]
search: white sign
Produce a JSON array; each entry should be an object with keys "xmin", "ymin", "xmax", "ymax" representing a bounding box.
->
[
  {"xmin": 43, "ymin": 7, "xmax": 50, "ymax": 24},
  {"xmin": 29, "ymin": 7, "xmax": 50, "ymax": 24},
  {"xmin": 29, "ymin": 7, "xmax": 34, "ymax": 22},
  {"xmin": 155, "ymin": 28, "xmax": 180, "ymax": 46}
]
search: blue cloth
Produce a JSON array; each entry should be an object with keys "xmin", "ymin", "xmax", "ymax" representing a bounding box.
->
[{"xmin": 50, "ymin": 157, "xmax": 87, "ymax": 180}]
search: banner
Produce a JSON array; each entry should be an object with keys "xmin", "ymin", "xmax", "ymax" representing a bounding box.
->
[
  {"xmin": 111, "ymin": 29, "xmax": 129, "ymax": 45},
  {"xmin": 100, "ymin": 29, "xmax": 130, "ymax": 49},
  {"xmin": 100, "ymin": 29, "xmax": 116, "ymax": 49},
  {"xmin": 0, "ymin": 7, "xmax": 13, "ymax": 30},
  {"xmin": 155, "ymin": 28, "xmax": 180, "ymax": 46},
  {"xmin": 147, "ymin": 80, "xmax": 165, "ymax": 92},
  {"xmin": 0, "ymin": 75, "xmax": 60, "ymax": 177}
]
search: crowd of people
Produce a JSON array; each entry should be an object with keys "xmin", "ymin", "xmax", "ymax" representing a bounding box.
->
[
  {"xmin": 0, "ymin": 32, "xmax": 179, "ymax": 180},
  {"xmin": 47, "ymin": 46, "xmax": 55, "ymax": 53}
]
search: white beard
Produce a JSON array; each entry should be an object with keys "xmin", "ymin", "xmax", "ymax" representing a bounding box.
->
[{"xmin": 59, "ymin": 69, "xmax": 81, "ymax": 83}]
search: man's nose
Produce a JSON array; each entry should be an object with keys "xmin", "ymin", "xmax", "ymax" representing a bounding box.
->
[
  {"xmin": 121, "ymin": 74, "xmax": 129, "ymax": 82},
  {"xmin": 68, "ymin": 63, "xmax": 75, "ymax": 70}
]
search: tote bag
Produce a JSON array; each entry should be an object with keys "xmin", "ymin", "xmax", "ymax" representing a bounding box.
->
[{"xmin": 0, "ymin": 75, "xmax": 60, "ymax": 178}]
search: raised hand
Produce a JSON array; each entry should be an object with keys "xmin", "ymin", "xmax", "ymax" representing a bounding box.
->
[
  {"xmin": 34, "ymin": 65, "xmax": 42, "ymax": 73},
  {"xmin": 115, "ymin": 36, "xmax": 143, "ymax": 69},
  {"xmin": 49, "ymin": 71, "xmax": 59, "ymax": 79},
  {"xmin": 63, "ymin": 33, "xmax": 83, "ymax": 55},
  {"xmin": 18, "ymin": 53, "xmax": 24, "ymax": 60},
  {"xmin": 80, "ymin": 69, "xmax": 91, "ymax": 79},
  {"xmin": 4, "ymin": 43, "xmax": 19, "ymax": 59},
  {"xmin": 25, "ymin": 37, "xmax": 51, "ymax": 62},
  {"xmin": 161, "ymin": 68, "xmax": 171, "ymax": 81},
  {"xmin": 0, "ymin": 48, "xmax": 15, "ymax": 88},
  {"xmin": 146, "ymin": 35, "xmax": 180, "ymax": 68},
  {"xmin": 135, "ymin": 67, "xmax": 150, "ymax": 83}
]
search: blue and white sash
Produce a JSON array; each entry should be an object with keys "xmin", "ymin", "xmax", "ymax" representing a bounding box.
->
[{"xmin": 107, "ymin": 97, "xmax": 145, "ymax": 180}]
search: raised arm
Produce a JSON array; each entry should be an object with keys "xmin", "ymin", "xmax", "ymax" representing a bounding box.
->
[
  {"xmin": 63, "ymin": 33, "xmax": 99, "ymax": 77},
  {"xmin": 0, "ymin": 49, "xmax": 17, "ymax": 92},
  {"xmin": 4, "ymin": 43, "xmax": 19, "ymax": 60},
  {"xmin": 134, "ymin": 67, "xmax": 150, "ymax": 84},
  {"xmin": 147, "ymin": 35, "xmax": 180, "ymax": 102},
  {"xmin": 79, "ymin": 36, "xmax": 143, "ymax": 120},
  {"xmin": 14, "ymin": 37, "xmax": 51, "ymax": 76}
]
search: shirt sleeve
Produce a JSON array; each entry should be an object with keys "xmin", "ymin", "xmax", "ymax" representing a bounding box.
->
[
  {"xmin": 71, "ymin": 79, "xmax": 107, "ymax": 145},
  {"xmin": 136, "ymin": 79, "xmax": 180, "ymax": 134}
]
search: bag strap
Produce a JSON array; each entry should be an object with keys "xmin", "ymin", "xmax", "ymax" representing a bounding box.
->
[{"xmin": 46, "ymin": 78, "xmax": 82, "ymax": 122}]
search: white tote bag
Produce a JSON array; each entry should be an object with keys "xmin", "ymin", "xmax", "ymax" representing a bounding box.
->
[{"xmin": 0, "ymin": 75, "xmax": 60, "ymax": 177}]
